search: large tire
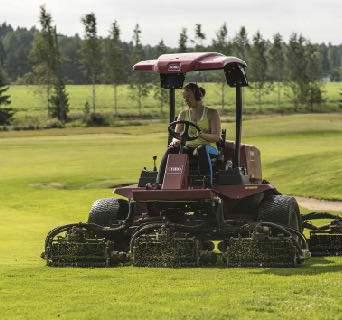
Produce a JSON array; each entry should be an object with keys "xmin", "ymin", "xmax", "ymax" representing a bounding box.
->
[
  {"xmin": 88, "ymin": 198, "xmax": 129, "ymax": 226},
  {"xmin": 257, "ymin": 194, "xmax": 302, "ymax": 232},
  {"xmin": 233, "ymin": 192, "xmax": 265, "ymax": 217}
]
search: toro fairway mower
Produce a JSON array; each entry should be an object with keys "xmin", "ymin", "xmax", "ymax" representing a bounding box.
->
[{"xmin": 41, "ymin": 52, "xmax": 341, "ymax": 268}]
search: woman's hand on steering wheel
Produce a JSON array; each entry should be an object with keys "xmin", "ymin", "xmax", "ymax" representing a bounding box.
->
[
  {"xmin": 169, "ymin": 139, "xmax": 180, "ymax": 148},
  {"xmin": 168, "ymin": 120, "xmax": 201, "ymax": 144}
]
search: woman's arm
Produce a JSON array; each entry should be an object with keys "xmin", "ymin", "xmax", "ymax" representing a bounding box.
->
[
  {"xmin": 170, "ymin": 111, "xmax": 186, "ymax": 145},
  {"xmin": 199, "ymin": 109, "xmax": 221, "ymax": 143}
]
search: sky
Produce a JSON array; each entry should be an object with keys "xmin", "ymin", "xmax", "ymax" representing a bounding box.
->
[{"xmin": 0, "ymin": 0, "xmax": 341, "ymax": 46}]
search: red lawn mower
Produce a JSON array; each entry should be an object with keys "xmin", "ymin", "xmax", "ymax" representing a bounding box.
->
[{"xmin": 42, "ymin": 52, "xmax": 341, "ymax": 267}]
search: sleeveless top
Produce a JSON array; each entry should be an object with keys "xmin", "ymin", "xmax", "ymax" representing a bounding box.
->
[{"xmin": 184, "ymin": 106, "xmax": 214, "ymax": 147}]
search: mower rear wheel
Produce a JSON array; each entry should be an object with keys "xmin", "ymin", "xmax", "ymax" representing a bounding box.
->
[
  {"xmin": 88, "ymin": 198, "xmax": 129, "ymax": 226},
  {"xmin": 257, "ymin": 194, "xmax": 302, "ymax": 232}
]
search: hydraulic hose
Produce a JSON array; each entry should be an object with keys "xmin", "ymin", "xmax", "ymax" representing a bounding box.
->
[{"xmin": 255, "ymin": 221, "xmax": 308, "ymax": 252}]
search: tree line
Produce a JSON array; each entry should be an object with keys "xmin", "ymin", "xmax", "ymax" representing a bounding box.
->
[
  {"xmin": 1, "ymin": 19, "xmax": 342, "ymax": 84},
  {"xmin": 0, "ymin": 6, "xmax": 342, "ymax": 124}
]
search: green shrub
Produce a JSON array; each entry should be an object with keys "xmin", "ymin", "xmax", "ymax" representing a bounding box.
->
[
  {"xmin": 12, "ymin": 115, "xmax": 42, "ymax": 130},
  {"xmin": 85, "ymin": 112, "xmax": 109, "ymax": 126},
  {"xmin": 0, "ymin": 108, "xmax": 15, "ymax": 125},
  {"xmin": 45, "ymin": 118, "xmax": 65, "ymax": 128}
]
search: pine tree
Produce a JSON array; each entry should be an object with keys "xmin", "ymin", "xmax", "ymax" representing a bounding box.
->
[
  {"xmin": 269, "ymin": 33, "xmax": 285, "ymax": 108},
  {"xmin": 153, "ymin": 40, "xmax": 168, "ymax": 115},
  {"xmin": 2, "ymin": 26, "xmax": 37, "ymax": 83},
  {"xmin": 285, "ymin": 34, "xmax": 323, "ymax": 111},
  {"xmin": 305, "ymin": 42, "xmax": 323, "ymax": 111},
  {"xmin": 0, "ymin": 40, "xmax": 5, "ymax": 67},
  {"xmin": 0, "ymin": 69, "xmax": 13, "ymax": 125},
  {"xmin": 0, "ymin": 71, "xmax": 10, "ymax": 106},
  {"xmin": 285, "ymin": 33, "xmax": 307, "ymax": 110},
  {"xmin": 179, "ymin": 28, "xmax": 188, "ymax": 53},
  {"xmin": 249, "ymin": 31, "xmax": 269, "ymax": 109},
  {"xmin": 212, "ymin": 23, "xmax": 228, "ymax": 52},
  {"xmin": 328, "ymin": 44, "xmax": 341, "ymax": 80},
  {"xmin": 212, "ymin": 23, "xmax": 230, "ymax": 109},
  {"xmin": 49, "ymin": 79, "xmax": 69, "ymax": 121},
  {"xmin": 233, "ymin": 26, "xmax": 250, "ymax": 62},
  {"xmin": 319, "ymin": 43, "xmax": 330, "ymax": 78},
  {"xmin": 130, "ymin": 24, "xmax": 150, "ymax": 114},
  {"xmin": 80, "ymin": 13, "xmax": 102, "ymax": 112},
  {"xmin": 104, "ymin": 20, "xmax": 125, "ymax": 115},
  {"xmin": 49, "ymin": 27, "xmax": 69, "ymax": 121},
  {"xmin": 29, "ymin": 5, "xmax": 59, "ymax": 116},
  {"xmin": 194, "ymin": 24, "xmax": 206, "ymax": 50}
]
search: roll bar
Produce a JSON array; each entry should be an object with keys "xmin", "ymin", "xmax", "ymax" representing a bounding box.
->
[{"xmin": 133, "ymin": 52, "xmax": 248, "ymax": 169}]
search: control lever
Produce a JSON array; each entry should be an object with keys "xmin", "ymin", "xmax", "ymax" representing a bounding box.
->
[
  {"xmin": 217, "ymin": 129, "xmax": 227, "ymax": 164},
  {"xmin": 221, "ymin": 129, "xmax": 227, "ymax": 141},
  {"xmin": 153, "ymin": 156, "xmax": 157, "ymax": 172},
  {"xmin": 225, "ymin": 160, "xmax": 233, "ymax": 172}
]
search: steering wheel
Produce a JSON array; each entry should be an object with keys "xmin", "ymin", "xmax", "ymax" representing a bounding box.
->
[{"xmin": 168, "ymin": 120, "xmax": 201, "ymax": 144}]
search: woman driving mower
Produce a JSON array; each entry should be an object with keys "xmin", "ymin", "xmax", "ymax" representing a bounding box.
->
[{"xmin": 157, "ymin": 82, "xmax": 221, "ymax": 187}]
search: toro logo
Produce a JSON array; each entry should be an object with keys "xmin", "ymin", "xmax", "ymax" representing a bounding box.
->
[
  {"xmin": 168, "ymin": 166, "xmax": 182, "ymax": 173},
  {"xmin": 168, "ymin": 63, "xmax": 181, "ymax": 72}
]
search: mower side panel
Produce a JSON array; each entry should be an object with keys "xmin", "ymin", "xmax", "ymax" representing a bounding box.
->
[
  {"xmin": 132, "ymin": 189, "xmax": 215, "ymax": 202},
  {"xmin": 213, "ymin": 184, "xmax": 274, "ymax": 200},
  {"xmin": 114, "ymin": 184, "xmax": 143, "ymax": 199},
  {"xmin": 162, "ymin": 154, "xmax": 189, "ymax": 190}
]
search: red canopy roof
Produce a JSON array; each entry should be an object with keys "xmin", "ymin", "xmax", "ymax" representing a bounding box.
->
[{"xmin": 133, "ymin": 52, "xmax": 246, "ymax": 73}]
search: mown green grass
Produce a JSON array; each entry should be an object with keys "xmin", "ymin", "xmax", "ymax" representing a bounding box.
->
[
  {"xmin": 7, "ymin": 82, "xmax": 342, "ymax": 118},
  {"xmin": 0, "ymin": 114, "xmax": 341, "ymax": 320}
]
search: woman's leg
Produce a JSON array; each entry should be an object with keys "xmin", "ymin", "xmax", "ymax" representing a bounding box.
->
[
  {"xmin": 157, "ymin": 145, "xmax": 180, "ymax": 184},
  {"xmin": 195, "ymin": 144, "xmax": 218, "ymax": 186}
]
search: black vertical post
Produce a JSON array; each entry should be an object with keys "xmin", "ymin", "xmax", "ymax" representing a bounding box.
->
[
  {"xmin": 233, "ymin": 86, "xmax": 242, "ymax": 168},
  {"xmin": 168, "ymin": 88, "xmax": 176, "ymax": 145}
]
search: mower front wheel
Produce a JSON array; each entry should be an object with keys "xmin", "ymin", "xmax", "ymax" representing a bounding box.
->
[
  {"xmin": 257, "ymin": 194, "xmax": 302, "ymax": 232},
  {"xmin": 88, "ymin": 198, "xmax": 129, "ymax": 226}
]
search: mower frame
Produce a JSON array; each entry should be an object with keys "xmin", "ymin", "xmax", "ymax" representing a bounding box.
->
[{"xmin": 41, "ymin": 52, "xmax": 341, "ymax": 268}]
